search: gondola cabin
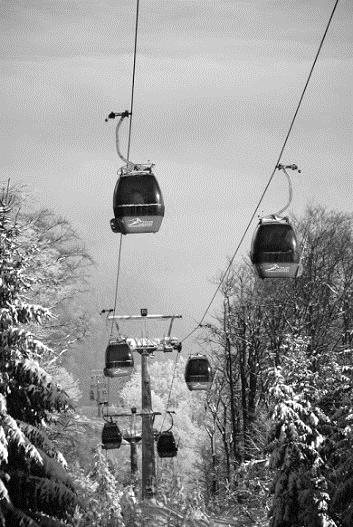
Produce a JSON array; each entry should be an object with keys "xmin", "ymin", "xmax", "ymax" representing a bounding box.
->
[
  {"xmin": 99, "ymin": 387, "xmax": 108, "ymax": 403},
  {"xmin": 250, "ymin": 216, "xmax": 303, "ymax": 279},
  {"xmin": 101, "ymin": 422, "xmax": 122, "ymax": 450},
  {"xmin": 104, "ymin": 341, "xmax": 134, "ymax": 378},
  {"xmin": 185, "ymin": 354, "xmax": 213, "ymax": 391},
  {"xmin": 110, "ymin": 166, "xmax": 165, "ymax": 234},
  {"xmin": 157, "ymin": 431, "xmax": 178, "ymax": 458}
]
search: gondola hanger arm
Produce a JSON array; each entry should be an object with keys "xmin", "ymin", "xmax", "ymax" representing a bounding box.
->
[
  {"xmin": 105, "ymin": 110, "xmax": 134, "ymax": 167},
  {"xmin": 164, "ymin": 410, "xmax": 175, "ymax": 433},
  {"xmin": 273, "ymin": 163, "xmax": 301, "ymax": 217}
]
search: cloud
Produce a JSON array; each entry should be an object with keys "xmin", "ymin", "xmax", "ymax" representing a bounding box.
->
[{"xmin": 1, "ymin": 0, "xmax": 352, "ymax": 339}]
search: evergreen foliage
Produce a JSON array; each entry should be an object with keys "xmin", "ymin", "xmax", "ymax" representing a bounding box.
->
[
  {"xmin": 267, "ymin": 336, "xmax": 335, "ymax": 527},
  {"xmin": 0, "ymin": 185, "xmax": 77, "ymax": 525},
  {"xmin": 72, "ymin": 447, "xmax": 124, "ymax": 526},
  {"xmin": 19, "ymin": 206, "xmax": 93, "ymax": 368}
]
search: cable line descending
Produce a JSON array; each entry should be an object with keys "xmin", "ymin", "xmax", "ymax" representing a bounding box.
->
[
  {"xmin": 109, "ymin": 233, "xmax": 123, "ymax": 338},
  {"xmin": 180, "ymin": 0, "xmax": 340, "ymax": 344},
  {"xmin": 105, "ymin": 0, "xmax": 164, "ymax": 235},
  {"xmin": 101, "ymin": 0, "xmax": 175, "ymax": 500}
]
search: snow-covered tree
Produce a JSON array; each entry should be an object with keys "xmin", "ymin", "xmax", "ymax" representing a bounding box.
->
[
  {"xmin": 264, "ymin": 207, "xmax": 353, "ymax": 526},
  {"xmin": 0, "ymin": 184, "xmax": 77, "ymax": 525},
  {"xmin": 20, "ymin": 205, "xmax": 93, "ymax": 370},
  {"xmin": 72, "ymin": 447, "xmax": 124, "ymax": 527},
  {"xmin": 267, "ymin": 335, "xmax": 335, "ymax": 527},
  {"xmin": 201, "ymin": 206, "xmax": 353, "ymax": 524}
]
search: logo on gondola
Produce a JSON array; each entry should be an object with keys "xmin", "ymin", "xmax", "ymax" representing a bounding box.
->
[
  {"xmin": 128, "ymin": 217, "xmax": 153, "ymax": 227},
  {"xmin": 192, "ymin": 382, "xmax": 205, "ymax": 389},
  {"xmin": 267, "ymin": 264, "xmax": 290, "ymax": 273}
]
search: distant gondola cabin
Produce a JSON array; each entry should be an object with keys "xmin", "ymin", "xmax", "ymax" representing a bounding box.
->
[
  {"xmin": 104, "ymin": 341, "xmax": 134, "ymax": 378},
  {"xmin": 157, "ymin": 430, "xmax": 178, "ymax": 458},
  {"xmin": 185, "ymin": 355, "xmax": 212, "ymax": 391},
  {"xmin": 110, "ymin": 167, "xmax": 165, "ymax": 234},
  {"xmin": 102, "ymin": 422, "xmax": 122, "ymax": 450},
  {"xmin": 250, "ymin": 216, "xmax": 303, "ymax": 279}
]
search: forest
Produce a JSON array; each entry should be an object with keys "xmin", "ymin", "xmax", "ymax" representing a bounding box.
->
[{"xmin": 1, "ymin": 182, "xmax": 352, "ymax": 527}]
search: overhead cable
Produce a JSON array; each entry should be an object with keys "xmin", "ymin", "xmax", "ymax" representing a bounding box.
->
[
  {"xmin": 180, "ymin": 0, "xmax": 340, "ymax": 344},
  {"xmin": 110, "ymin": 0, "xmax": 141, "ymax": 335}
]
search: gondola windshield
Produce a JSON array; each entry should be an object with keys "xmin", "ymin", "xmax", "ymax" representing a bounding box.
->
[
  {"xmin": 251, "ymin": 222, "xmax": 298, "ymax": 263},
  {"xmin": 250, "ymin": 217, "xmax": 302, "ymax": 279},
  {"xmin": 185, "ymin": 355, "xmax": 212, "ymax": 391},
  {"xmin": 157, "ymin": 430, "xmax": 178, "ymax": 458},
  {"xmin": 114, "ymin": 172, "xmax": 163, "ymax": 209},
  {"xmin": 104, "ymin": 341, "xmax": 134, "ymax": 378},
  {"xmin": 102, "ymin": 422, "xmax": 122, "ymax": 450},
  {"xmin": 106, "ymin": 342, "xmax": 133, "ymax": 363}
]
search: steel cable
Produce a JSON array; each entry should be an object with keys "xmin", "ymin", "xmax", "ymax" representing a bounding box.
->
[{"xmin": 180, "ymin": 0, "xmax": 340, "ymax": 345}]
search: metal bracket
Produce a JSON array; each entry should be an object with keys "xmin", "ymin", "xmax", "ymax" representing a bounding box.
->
[{"xmin": 105, "ymin": 110, "xmax": 131, "ymax": 122}]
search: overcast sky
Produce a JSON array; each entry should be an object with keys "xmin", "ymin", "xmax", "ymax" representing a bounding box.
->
[{"xmin": 1, "ymin": 0, "xmax": 352, "ymax": 348}]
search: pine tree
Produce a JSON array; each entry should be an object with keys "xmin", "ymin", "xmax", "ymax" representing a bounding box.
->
[
  {"xmin": 267, "ymin": 335, "xmax": 337, "ymax": 527},
  {"xmin": 0, "ymin": 184, "xmax": 77, "ymax": 526},
  {"xmin": 73, "ymin": 447, "xmax": 124, "ymax": 527}
]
